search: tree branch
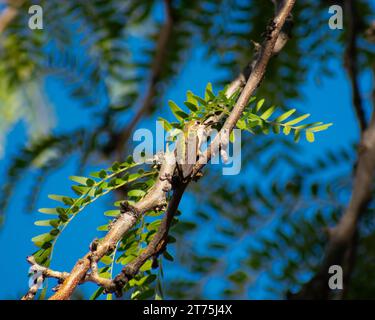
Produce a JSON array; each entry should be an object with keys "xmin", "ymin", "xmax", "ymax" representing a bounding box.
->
[
  {"xmin": 344, "ymin": 0, "xmax": 367, "ymax": 132},
  {"xmin": 22, "ymin": 256, "xmax": 69, "ymax": 300},
  {"xmin": 105, "ymin": 183, "xmax": 187, "ymax": 297},
  {"xmin": 35, "ymin": 0, "xmax": 296, "ymax": 300},
  {"xmin": 48, "ymin": 152, "xmax": 176, "ymax": 300},
  {"xmin": 226, "ymin": 0, "xmax": 293, "ymax": 98},
  {"xmin": 22, "ymin": 254, "xmax": 117, "ymax": 299},
  {"xmin": 193, "ymin": 0, "xmax": 296, "ymax": 175},
  {"xmin": 23, "ymin": 182, "xmax": 186, "ymax": 300}
]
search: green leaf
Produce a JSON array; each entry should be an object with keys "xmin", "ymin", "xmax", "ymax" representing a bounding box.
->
[
  {"xmin": 34, "ymin": 219, "xmax": 60, "ymax": 228},
  {"xmin": 147, "ymin": 219, "xmax": 162, "ymax": 231},
  {"xmin": 204, "ymin": 82, "xmax": 214, "ymax": 101},
  {"xmin": 125, "ymin": 155, "xmax": 134, "ymax": 165},
  {"xmin": 32, "ymin": 233, "xmax": 55, "ymax": 247},
  {"xmin": 56, "ymin": 207, "xmax": 66, "ymax": 215},
  {"xmin": 158, "ymin": 117, "xmax": 172, "ymax": 131},
  {"xmin": 111, "ymin": 162, "xmax": 120, "ymax": 171},
  {"xmin": 91, "ymin": 169, "xmax": 108, "ymax": 179},
  {"xmin": 104, "ymin": 210, "xmax": 121, "ymax": 217},
  {"xmin": 59, "ymin": 212, "xmax": 69, "ymax": 222},
  {"xmin": 192, "ymin": 94, "xmax": 207, "ymax": 106},
  {"xmin": 38, "ymin": 208, "xmax": 59, "ymax": 215},
  {"xmin": 283, "ymin": 126, "xmax": 292, "ymax": 135},
  {"xmin": 163, "ymin": 251, "xmax": 174, "ymax": 261},
  {"xmin": 294, "ymin": 123, "xmax": 319, "ymax": 130},
  {"xmin": 94, "ymin": 188, "xmax": 103, "ymax": 196},
  {"xmin": 97, "ymin": 224, "xmax": 108, "ymax": 231},
  {"xmin": 294, "ymin": 130, "xmax": 301, "ymax": 142},
  {"xmin": 262, "ymin": 123, "xmax": 270, "ymax": 134},
  {"xmin": 230, "ymin": 131, "xmax": 235, "ymax": 143},
  {"xmin": 310, "ymin": 123, "xmax": 333, "ymax": 132},
  {"xmin": 284, "ymin": 114, "xmax": 310, "ymax": 126},
  {"xmin": 48, "ymin": 194, "xmax": 65, "ymax": 203},
  {"xmin": 272, "ymin": 124, "xmax": 280, "ymax": 134},
  {"xmin": 133, "ymin": 288, "xmax": 154, "ymax": 300},
  {"xmin": 131, "ymin": 290, "xmax": 141, "ymax": 300},
  {"xmin": 69, "ymin": 176, "xmax": 89, "ymax": 185},
  {"xmin": 168, "ymin": 100, "xmax": 188, "ymax": 122},
  {"xmin": 100, "ymin": 256, "xmax": 113, "ymax": 265},
  {"xmin": 118, "ymin": 254, "xmax": 136, "ymax": 265},
  {"xmin": 128, "ymin": 189, "xmax": 146, "ymax": 198},
  {"xmin": 275, "ymin": 109, "xmax": 296, "ymax": 122},
  {"xmin": 186, "ymin": 90, "xmax": 196, "ymax": 104},
  {"xmin": 99, "ymin": 271, "xmax": 111, "ymax": 279},
  {"xmin": 255, "ymin": 98, "xmax": 265, "ymax": 112},
  {"xmin": 86, "ymin": 178, "xmax": 95, "ymax": 187},
  {"xmin": 33, "ymin": 247, "xmax": 52, "ymax": 265},
  {"xmin": 306, "ymin": 131, "xmax": 315, "ymax": 143},
  {"xmin": 99, "ymin": 170, "xmax": 107, "ymax": 179},
  {"xmin": 183, "ymin": 101, "xmax": 198, "ymax": 112},
  {"xmin": 236, "ymin": 119, "xmax": 246, "ymax": 130},
  {"xmin": 71, "ymin": 185, "xmax": 90, "ymax": 196},
  {"xmin": 62, "ymin": 197, "xmax": 74, "ymax": 206},
  {"xmin": 50, "ymin": 229, "xmax": 60, "ymax": 236},
  {"xmin": 140, "ymin": 259, "xmax": 153, "ymax": 272},
  {"xmin": 90, "ymin": 287, "xmax": 104, "ymax": 300},
  {"xmin": 260, "ymin": 105, "xmax": 276, "ymax": 120},
  {"xmin": 247, "ymin": 96, "xmax": 257, "ymax": 106}
]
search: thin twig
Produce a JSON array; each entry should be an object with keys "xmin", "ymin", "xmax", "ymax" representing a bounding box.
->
[
  {"xmin": 22, "ymin": 256, "xmax": 69, "ymax": 300},
  {"xmin": 110, "ymin": 183, "xmax": 187, "ymax": 296}
]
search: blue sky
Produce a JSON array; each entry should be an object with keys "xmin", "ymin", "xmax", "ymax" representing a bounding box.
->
[{"xmin": 0, "ymin": 5, "xmax": 372, "ymax": 299}]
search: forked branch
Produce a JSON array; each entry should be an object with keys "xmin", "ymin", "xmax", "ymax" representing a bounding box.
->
[{"xmin": 24, "ymin": 0, "xmax": 296, "ymax": 300}]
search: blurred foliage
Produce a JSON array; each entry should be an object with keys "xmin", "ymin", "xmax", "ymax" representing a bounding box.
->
[{"xmin": 0, "ymin": 0, "xmax": 375, "ymax": 299}]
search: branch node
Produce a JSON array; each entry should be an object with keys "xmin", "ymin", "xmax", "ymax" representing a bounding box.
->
[
  {"xmin": 120, "ymin": 200, "xmax": 141, "ymax": 218},
  {"xmin": 89, "ymin": 238, "xmax": 100, "ymax": 253}
]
